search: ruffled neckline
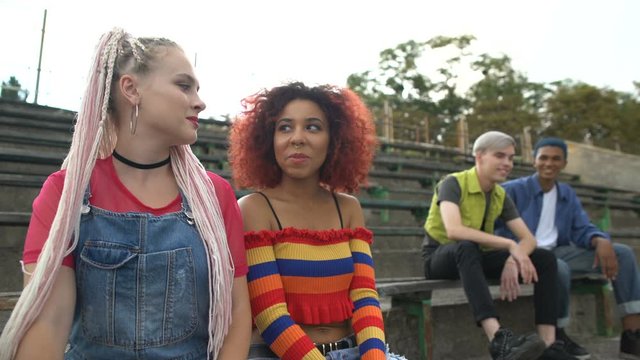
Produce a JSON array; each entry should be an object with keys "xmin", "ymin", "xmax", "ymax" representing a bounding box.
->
[{"xmin": 244, "ymin": 227, "xmax": 373, "ymax": 245}]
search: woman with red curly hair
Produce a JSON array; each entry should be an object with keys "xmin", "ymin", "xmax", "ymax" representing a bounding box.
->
[{"xmin": 229, "ymin": 82, "xmax": 405, "ymax": 359}]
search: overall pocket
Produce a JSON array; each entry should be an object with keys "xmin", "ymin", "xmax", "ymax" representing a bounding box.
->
[{"xmin": 78, "ymin": 241, "xmax": 198, "ymax": 349}]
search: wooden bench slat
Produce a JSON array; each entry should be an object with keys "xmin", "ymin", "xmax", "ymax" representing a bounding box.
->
[{"xmin": 0, "ymin": 291, "xmax": 21, "ymax": 311}]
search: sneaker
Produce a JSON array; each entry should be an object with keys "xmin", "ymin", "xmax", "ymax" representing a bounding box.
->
[
  {"xmin": 538, "ymin": 341, "xmax": 578, "ymax": 360},
  {"xmin": 620, "ymin": 329, "xmax": 640, "ymax": 360},
  {"xmin": 489, "ymin": 328, "xmax": 547, "ymax": 360},
  {"xmin": 556, "ymin": 328, "xmax": 590, "ymax": 359}
]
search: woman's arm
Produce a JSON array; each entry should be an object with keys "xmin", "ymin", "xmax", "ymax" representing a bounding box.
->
[
  {"xmin": 15, "ymin": 265, "xmax": 75, "ymax": 360},
  {"xmin": 217, "ymin": 276, "xmax": 252, "ymax": 359},
  {"xmin": 340, "ymin": 194, "xmax": 387, "ymax": 359}
]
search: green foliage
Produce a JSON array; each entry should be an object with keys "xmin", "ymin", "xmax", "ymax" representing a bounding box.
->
[
  {"xmin": 347, "ymin": 36, "xmax": 476, "ymax": 145},
  {"xmin": 466, "ymin": 54, "xmax": 550, "ymax": 141},
  {"xmin": 348, "ymin": 35, "xmax": 640, "ymax": 155},
  {"xmin": 617, "ymin": 92, "xmax": 640, "ymax": 154},
  {"xmin": 543, "ymin": 81, "xmax": 640, "ymax": 154},
  {"xmin": 1, "ymin": 76, "xmax": 29, "ymax": 102}
]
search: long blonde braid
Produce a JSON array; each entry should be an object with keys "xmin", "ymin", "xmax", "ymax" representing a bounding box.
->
[{"xmin": 0, "ymin": 28, "xmax": 234, "ymax": 359}]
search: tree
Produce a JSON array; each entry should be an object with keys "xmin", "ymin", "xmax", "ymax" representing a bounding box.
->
[
  {"xmin": 349, "ymin": 36, "xmax": 640, "ymax": 155},
  {"xmin": 466, "ymin": 54, "xmax": 550, "ymax": 142},
  {"xmin": 425, "ymin": 36, "xmax": 475, "ymax": 145},
  {"xmin": 543, "ymin": 81, "xmax": 621, "ymax": 148},
  {"xmin": 617, "ymin": 90, "xmax": 640, "ymax": 154},
  {"xmin": 1, "ymin": 76, "xmax": 29, "ymax": 102},
  {"xmin": 347, "ymin": 36, "xmax": 476, "ymax": 145},
  {"xmin": 347, "ymin": 40, "xmax": 435, "ymax": 142}
]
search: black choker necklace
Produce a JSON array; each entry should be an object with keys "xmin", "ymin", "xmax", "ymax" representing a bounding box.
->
[{"xmin": 112, "ymin": 150, "xmax": 171, "ymax": 169}]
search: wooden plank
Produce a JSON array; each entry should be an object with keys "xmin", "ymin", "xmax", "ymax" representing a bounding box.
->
[
  {"xmin": 0, "ymin": 146, "xmax": 65, "ymax": 164},
  {"xmin": 371, "ymin": 225, "xmax": 640, "ymax": 240},
  {"xmin": 609, "ymin": 230, "xmax": 640, "ymax": 239},
  {"xmin": 359, "ymin": 198, "xmax": 426, "ymax": 211},
  {"xmin": 377, "ymin": 275, "xmax": 607, "ymax": 304},
  {"xmin": 0, "ymin": 291, "xmax": 21, "ymax": 311},
  {"xmin": 0, "ymin": 115, "xmax": 73, "ymax": 132},
  {"xmin": 0, "ymin": 128, "xmax": 71, "ymax": 148},
  {"xmin": 0, "ymin": 212, "xmax": 30, "ymax": 226},
  {"xmin": 376, "ymin": 279, "xmax": 460, "ymax": 297},
  {"xmin": 0, "ymin": 173, "xmax": 47, "ymax": 187},
  {"xmin": 370, "ymin": 226, "xmax": 425, "ymax": 237}
]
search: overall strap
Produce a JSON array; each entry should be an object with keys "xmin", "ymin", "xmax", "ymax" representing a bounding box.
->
[
  {"xmin": 82, "ymin": 185, "xmax": 91, "ymax": 206},
  {"xmin": 80, "ymin": 185, "xmax": 92, "ymax": 214},
  {"xmin": 255, "ymin": 192, "xmax": 283, "ymax": 230},
  {"xmin": 179, "ymin": 189, "xmax": 195, "ymax": 224}
]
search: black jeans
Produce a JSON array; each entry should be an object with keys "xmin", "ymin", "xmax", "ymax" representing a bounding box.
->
[{"xmin": 424, "ymin": 240, "xmax": 558, "ymax": 326}]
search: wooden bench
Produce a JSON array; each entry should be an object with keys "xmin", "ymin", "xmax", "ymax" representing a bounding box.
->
[
  {"xmin": 0, "ymin": 291, "xmax": 21, "ymax": 317},
  {"xmin": 0, "ymin": 128, "xmax": 71, "ymax": 150},
  {"xmin": 0, "ymin": 147, "xmax": 232, "ymax": 177},
  {"xmin": 378, "ymin": 139, "xmax": 471, "ymax": 162},
  {"xmin": 376, "ymin": 141, "xmax": 580, "ymax": 182},
  {"xmin": 370, "ymin": 225, "xmax": 639, "ymax": 243},
  {"xmin": 0, "ymin": 99, "xmax": 76, "ymax": 121},
  {"xmin": 0, "ymin": 211, "xmax": 30, "ymax": 226},
  {"xmin": 0, "ymin": 114, "xmax": 74, "ymax": 133},
  {"xmin": 362, "ymin": 180, "xmax": 639, "ymax": 228},
  {"xmin": 573, "ymin": 185, "xmax": 640, "ymax": 218},
  {"xmin": 374, "ymin": 152, "xmax": 591, "ymax": 191},
  {"xmin": 0, "ymin": 147, "xmax": 65, "ymax": 166},
  {"xmin": 0, "ymin": 147, "xmax": 635, "ymax": 241},
  {"xmin": 0, "ymin": 170, "xmax": 634, "ymax": 236},
  {"xmin": 0, "ymin": 173, "xmax": 47, "ymax": 188},
  {"xmin": 0, "ymin": 105, "xmax": 636, "ymax": 220},
  {"xmin": 376, "ymin": 274, "xmax": 613, "ymax": 360}
]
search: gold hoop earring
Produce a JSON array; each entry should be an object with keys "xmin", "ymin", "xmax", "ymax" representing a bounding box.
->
[{"xmin": 130, "ymin": 104, "xmax": 139, "ymax": 135}]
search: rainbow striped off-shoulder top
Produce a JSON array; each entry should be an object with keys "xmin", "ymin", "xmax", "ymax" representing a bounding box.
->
[{"xmin": 245, "ymin": 227, "xmax": 386, "ymax": 359}]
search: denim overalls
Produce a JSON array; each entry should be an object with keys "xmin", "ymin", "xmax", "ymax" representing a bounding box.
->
[{"xmin": 65, "ymin": 189, "xmax": 211, "ymax": 359}]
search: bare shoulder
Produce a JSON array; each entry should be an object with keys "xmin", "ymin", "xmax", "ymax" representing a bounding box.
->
[
  {"xmin": 237, "ymin": 192, "xmax": 265, "ymax": 211},
  {"xmin": 334, "ymin": 192, "xmax": 365, "ymax": 228},
  {"xmin": 334, "ymin": 192, "xmax": 362, "ymax": 210},
  {"xmin": 237, "ymin": 192, "xmax": 272, "ymax": 232}
]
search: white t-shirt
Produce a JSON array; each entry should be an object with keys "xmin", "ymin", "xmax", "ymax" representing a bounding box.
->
[{"xmin": 535, "ymin": 185, "xmax": 559, "ymax": 249}]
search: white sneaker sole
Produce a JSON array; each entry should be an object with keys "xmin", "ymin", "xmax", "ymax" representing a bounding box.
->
[{"xmin": 573, "ymin": 354, "xmax": 590, "ymax": 360}]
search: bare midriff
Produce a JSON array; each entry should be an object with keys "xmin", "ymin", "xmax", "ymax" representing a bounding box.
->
[{"xmin": 251, "ymin": 320, "xmax": 352, "ymax": 344}]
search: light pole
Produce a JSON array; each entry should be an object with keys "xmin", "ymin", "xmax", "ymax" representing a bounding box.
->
[{"xmin": 34, "ymin": 9, "xmax": 47, "ymax": 104}]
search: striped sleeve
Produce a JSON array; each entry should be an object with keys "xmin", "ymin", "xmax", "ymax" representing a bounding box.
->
[
  {"xmin": 349, "ymin": 229, "xmax": 387, "ymax": 359},
  {"xmin": 245, "ymin": 233, "xmax": 325, "ymax": 360}
]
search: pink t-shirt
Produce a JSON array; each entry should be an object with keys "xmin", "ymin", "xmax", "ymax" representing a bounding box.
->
[{"xmin": 23, "ymin": 156, "xmax": 248, "ymax": 277}]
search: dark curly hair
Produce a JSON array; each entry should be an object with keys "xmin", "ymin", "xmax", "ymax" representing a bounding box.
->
[{"xmin": 229, "ymin": 82, "xmax": 377, "ymax": 193}]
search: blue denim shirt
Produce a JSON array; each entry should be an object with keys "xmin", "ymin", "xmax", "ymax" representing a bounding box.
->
[{"xmin": 495, "ymin": 174, "xmax": 610, "ymax": 248}]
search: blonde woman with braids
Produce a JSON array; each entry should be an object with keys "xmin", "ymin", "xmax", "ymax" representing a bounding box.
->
[{"xmin": 0, "ymin": 28, "xmax": 251, "ymax": 359}]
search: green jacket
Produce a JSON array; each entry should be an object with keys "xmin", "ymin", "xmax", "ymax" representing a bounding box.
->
[{"xmin": 424, "ymin": 167, "xmax": 507, "ymax": 245}]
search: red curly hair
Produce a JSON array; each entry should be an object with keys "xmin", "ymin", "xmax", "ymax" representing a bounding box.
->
[{"xmin": 229, "ymin": 82, "xmax": 377, "ymax": 193}]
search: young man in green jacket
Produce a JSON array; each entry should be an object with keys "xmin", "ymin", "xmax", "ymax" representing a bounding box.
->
[{"xmin": 422, "ymin": 131, "xmax": 575, "ymax": 360}]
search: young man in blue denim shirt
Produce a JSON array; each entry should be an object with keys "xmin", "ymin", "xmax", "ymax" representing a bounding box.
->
[{"xmin": 497, "ymin": 137, "xmax": 640, "ymax": 360}]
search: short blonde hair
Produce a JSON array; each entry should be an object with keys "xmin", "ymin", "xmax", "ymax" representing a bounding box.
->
[{"xmin": 472, "ymin": 131, "xmax": 516, "ymax": 155}]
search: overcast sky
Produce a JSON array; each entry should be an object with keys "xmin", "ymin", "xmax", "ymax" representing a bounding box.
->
[{"xmin": 1, "ymin": 0, "xmax": 638, "ymax": 119}]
